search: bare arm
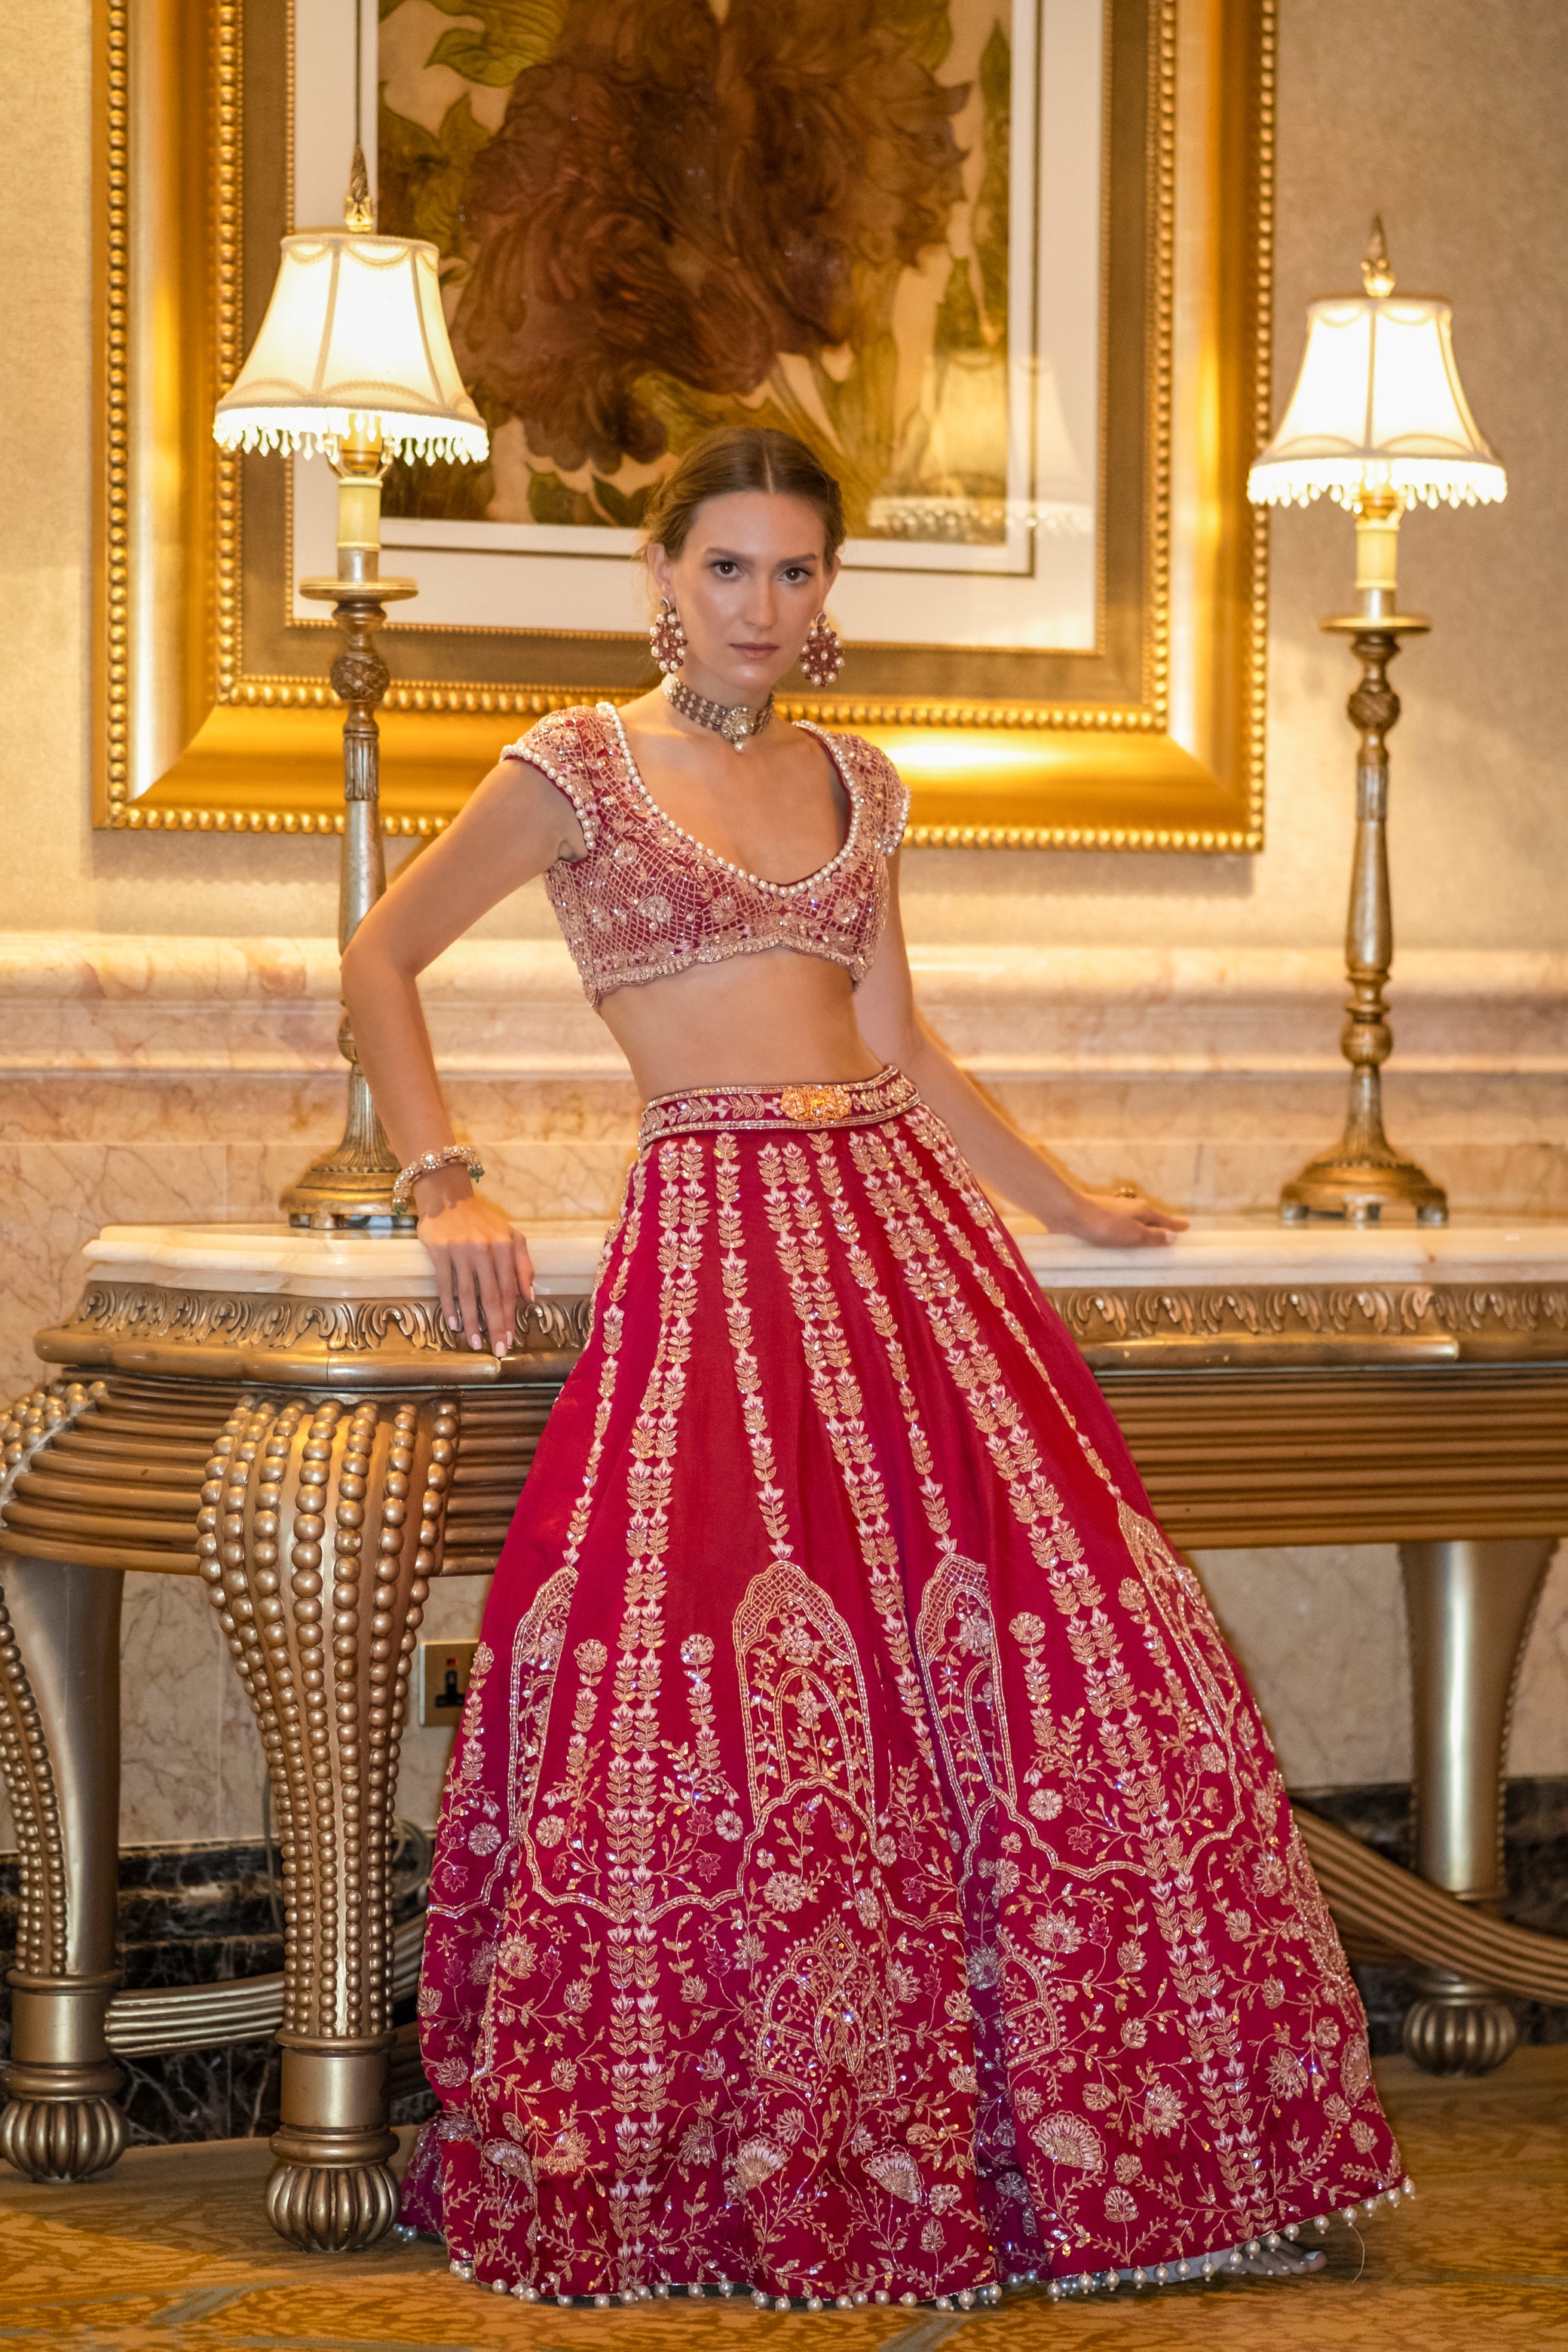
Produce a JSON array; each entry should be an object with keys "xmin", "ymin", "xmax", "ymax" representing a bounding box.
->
[
  {"xmin": 853, "ymin": 859, "xmax": 1186, "ymax": 1248},
  {"xmin": 340, "ymin": 757, "xmax": 586, "ymax": 1349}
]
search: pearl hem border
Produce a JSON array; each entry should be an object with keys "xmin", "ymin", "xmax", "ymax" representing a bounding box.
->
[
  {"xmin": 1044, "ymin": 2175, "xmax": 1414, "ymax": 2303},
  {"xmin": 416, "ymin": 2173, "xmax": 1413, "ymax": 2311}
]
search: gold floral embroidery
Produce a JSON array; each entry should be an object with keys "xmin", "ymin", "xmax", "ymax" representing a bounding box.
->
[
  {"xmin": 839, "ymin": 1117, "xmax": 1380, "ymax": 2246},
  {"xmin": 715, "ymin": 1129, "xmax": 988, "ymax": 2277},
  {"xmin": 913, "ymin": 1549, "xmax": 1018, "ymax": 1846},
  {"xmin": 733, "ymin": 1560, "xmax": 877, "ymax": 1837},
  {"xmin": 414, "ymin": 1107, "xmax": 1401, "ymax": 2302},
  {"xmin": 527, "ymin": 1140, "xmax": 727, "ymax": 1919}
]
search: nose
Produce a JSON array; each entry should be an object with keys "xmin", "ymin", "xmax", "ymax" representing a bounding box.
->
[{"xmin": 743, "ymin": 575, "xmax": 779, "ymax": 630}]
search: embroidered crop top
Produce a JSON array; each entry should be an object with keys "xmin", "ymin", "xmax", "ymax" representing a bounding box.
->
[{"xmin": 501, "ymin": 701, "xmax": 910, "ymax": 1008}]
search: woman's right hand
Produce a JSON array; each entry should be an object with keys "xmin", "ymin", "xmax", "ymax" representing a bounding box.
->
[{"xmin": 415, "ymin": 1174, "xmax": 535, "ymax": 1356}]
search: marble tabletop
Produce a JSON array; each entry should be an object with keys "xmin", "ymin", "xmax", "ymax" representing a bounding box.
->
[{"xmin": 82, "ymin": 1214, "xmax": 1568, "ymax": 1300}]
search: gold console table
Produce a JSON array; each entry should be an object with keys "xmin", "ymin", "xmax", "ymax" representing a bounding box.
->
[{"xmin": 2, "ymin": 1215, "xmax": 1567, "ymax": 2248}]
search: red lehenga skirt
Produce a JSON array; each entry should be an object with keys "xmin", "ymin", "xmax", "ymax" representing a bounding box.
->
[{"xmin": 401, "ymin": 1069, "xmax": 1406, "ymax": 2309}]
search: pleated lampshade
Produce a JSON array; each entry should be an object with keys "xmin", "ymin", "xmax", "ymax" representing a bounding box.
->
[
  {"xmin": 213, "ymin": 232, "xmax": 488, "ymax": 464},
  {"xmin": 1249, "ymin": 289, "xmax": 1505, "ymax": 513}
]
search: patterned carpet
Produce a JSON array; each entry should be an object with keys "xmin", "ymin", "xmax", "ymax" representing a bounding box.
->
[{"xmin": 1, "ymin": 2050, "xmax": 1564, "ymax": 2350}]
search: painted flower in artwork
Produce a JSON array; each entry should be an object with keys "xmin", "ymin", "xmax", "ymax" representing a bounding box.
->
[{"xmin": 450, "ymin": 0, "xmax": 967, "ymax": 515}]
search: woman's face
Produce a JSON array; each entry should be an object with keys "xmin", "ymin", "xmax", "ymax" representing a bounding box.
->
[{"xmin": 648, "ymin": 490, "xmax": 839, "ymax": 703}]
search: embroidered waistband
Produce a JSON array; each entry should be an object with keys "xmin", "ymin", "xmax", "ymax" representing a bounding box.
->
[{"xmin": 638, "ymin": 1065, "xmax": 919, "ymax": 1149}]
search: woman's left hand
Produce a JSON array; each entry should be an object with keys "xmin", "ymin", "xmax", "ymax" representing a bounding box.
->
[{"xmin": 1064, "ymin": 1185, "xmax": 1189, "ymax": 1249}]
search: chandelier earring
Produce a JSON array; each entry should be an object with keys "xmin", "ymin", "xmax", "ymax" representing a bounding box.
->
[
  {"xmin": 800, "ymin": 610, "xmax": 844, "ymax": 688},
  {"xmin": 650, "ymin": 596, "xmax": 688, "ymax": 675}
]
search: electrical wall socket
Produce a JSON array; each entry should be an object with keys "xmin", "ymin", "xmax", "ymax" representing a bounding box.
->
[{"xmin": 418, "ymin": 1637, "xmax": 477, "ymax": 1729}]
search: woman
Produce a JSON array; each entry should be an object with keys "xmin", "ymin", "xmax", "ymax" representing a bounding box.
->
[{"xmin": 343, "ymin": 427, "xmax": 1406, "ymax": 2312}]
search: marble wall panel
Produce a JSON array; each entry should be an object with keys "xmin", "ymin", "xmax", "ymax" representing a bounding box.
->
[
  {"xmin": 0, "ymin": 1076, "xmax": 348, "ymax": 1145},
  {"xmin": 7, "ymin": 937, "xmax": 1566, "ymax": 1080},
  {"xmin": 982, "ymin": 1070, "xmax": 1568, "ymax": 1220},
  {"xmin": 1192, "ymin": 1541, "xmax": 1568, "ymax": 1793},
  {"xmin": 1511, "ymin": 1545, "xmax": 1568, "ymax": 1781},
  {"xmin": 0, "ymin": 1143, "xmax": 238, "ymax": 1399},
  {"xmin": 1192, "ymin": 1546, "xmax": 1413, "ymax": 1788},
  {"xmin": 116, "ymin": 1575, "xmax": 268, "ymax": 1850},
  {"xmin": 120, "ymin": 1575, "xmax": 239, "ymax": 1849},
  {"xmin": 0, "ymin": 1570, "xmax": 268, "ymax": 1857}
]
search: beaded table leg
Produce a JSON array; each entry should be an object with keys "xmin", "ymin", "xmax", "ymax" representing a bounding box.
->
[
  {"xmin": 0, "ymin": 1549, "xmax": 127, "ymax": 2182},
  {"xmin": 1398, "ymin": 1536, "xmax": 1557, "ymax": 2074},
  {"xmin": 197, "ymin": 1389, "xmax": 456, "ymax": 2249}
]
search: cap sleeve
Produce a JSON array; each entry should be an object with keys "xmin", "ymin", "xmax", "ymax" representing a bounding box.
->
[
  {"xmin": 856, "ymin": 740, "xmax": 909, "ymax": 855},
  {"xmin": 499, "ymin": 707, "xmax": 601, "ymax": 853}
]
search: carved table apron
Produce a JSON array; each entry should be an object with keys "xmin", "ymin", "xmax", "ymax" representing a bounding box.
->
[{"xmin": 2, "ymin": 1216, "xmax": 1566, "ymax": 2244}]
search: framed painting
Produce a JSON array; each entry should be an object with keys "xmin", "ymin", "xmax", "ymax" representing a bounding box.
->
[{"xmin": 97, "ymin": 0, "xmax": 1275, "ymax": 846}]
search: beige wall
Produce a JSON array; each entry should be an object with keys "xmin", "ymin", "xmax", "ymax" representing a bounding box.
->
[{"xmin": 2, "ymin": 2, "xmax": 1565, "ymax": 949}]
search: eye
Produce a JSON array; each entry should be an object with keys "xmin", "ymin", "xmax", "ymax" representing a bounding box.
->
[
  {"xmin": 782, "ymin": 566, "xmax": 813, "ymax": 584},
  {"xmin": 709, "ymin": 560, "xmax": 740, "ymax": 577}
]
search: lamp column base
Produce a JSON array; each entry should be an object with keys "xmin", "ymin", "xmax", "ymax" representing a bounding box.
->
[
  {"xmin": 283, "ymin": 569, "xmax": 418, "ymax": 1230},
  {"xmin": 1279, "ymin": 1148, "xmax": 1448, "ymax": 1227},
  {"xmin": 1281, "ymin": 617, "xmax": 1445, "ymax": 1225}
]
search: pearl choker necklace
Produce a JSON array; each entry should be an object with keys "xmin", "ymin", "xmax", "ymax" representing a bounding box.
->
[{"xmin": 661, "ymin": 671, "xmax": 775, "ymax": 751}]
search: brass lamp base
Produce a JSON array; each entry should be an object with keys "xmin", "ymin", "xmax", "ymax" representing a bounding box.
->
[
  {"xmin": 1279, "ymin": 602, "xmax": 1447, "ymax": 1224},
  {"xmin": 1280, "ymin": 1145, "xmax": 1447, "ymax": 1227},
  {"xmin": 285, "ymin": 550, "xmax": 420, "ymax": 1230},
  {"xmin": 277, "ymin": 1073, "xmax": 415, "ymax": 1230},
  {"xmin": 280, "ymin": 1000, "xmax": 412, "ymax": 1229}
]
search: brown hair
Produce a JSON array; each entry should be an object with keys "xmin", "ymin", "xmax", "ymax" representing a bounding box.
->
[{"xmin": 639, "ymin": 427, "xmax": 847, "ymax": 567}]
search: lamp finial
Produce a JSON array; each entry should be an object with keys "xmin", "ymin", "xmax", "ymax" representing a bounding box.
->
[
  {"xmin": 345, "ymin": 144, "xmax": 375, "ymax": 234},
  {"xmin": 1361, "ymin": 216, "xmax": 1395, "ymax": 299}
]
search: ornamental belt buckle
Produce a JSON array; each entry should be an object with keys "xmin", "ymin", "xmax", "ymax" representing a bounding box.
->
[{"xmin": 780, "ymin": 1083, "xmax": 853, "ymax": 1126}]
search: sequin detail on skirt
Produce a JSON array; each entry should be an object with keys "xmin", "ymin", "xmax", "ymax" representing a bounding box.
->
[{"xmin": 405, "ymin": 1099, "xmax": 1403, "ymax": 2303}]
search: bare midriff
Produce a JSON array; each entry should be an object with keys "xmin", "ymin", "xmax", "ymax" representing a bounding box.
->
[{"xmin": 597, "ymin": 944, "xmax": 884, "ymax": 1101}]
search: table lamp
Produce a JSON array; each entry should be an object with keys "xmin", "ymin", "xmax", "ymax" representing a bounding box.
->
[
  {"xmin": 214, "ymin": 151, "xmax": 488, "ymax": 1227},
  {"xmin": 1248, "ymin": 219, "xmax": 1505, "ymax": 1223}
]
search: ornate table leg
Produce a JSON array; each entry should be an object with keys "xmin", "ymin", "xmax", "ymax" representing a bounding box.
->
[
  {"xmin": 0, "ymin": 1543, "xmax": 127, "ymax": 2181},
  {"xmin": 1398, "ymin": 1536, "xmax": 1557, "ymax": 2074},
  {"xmin": 198, "ymin": 1389, "xmax": 454, "ymax": 2250}
]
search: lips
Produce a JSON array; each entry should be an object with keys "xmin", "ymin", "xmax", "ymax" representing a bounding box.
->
[{"xmin": 732, "ymin": 642, "xmax": 778, "ymax": 656}]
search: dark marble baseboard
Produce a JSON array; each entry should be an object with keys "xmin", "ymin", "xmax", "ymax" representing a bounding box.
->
[
  {"xmin": 0, "ymin": 1830, "xmax": 433, "ymax": 2145},
  {"xmin": 2, "ymin": 1784, "xmax": 1565, "ymax": 2141}
]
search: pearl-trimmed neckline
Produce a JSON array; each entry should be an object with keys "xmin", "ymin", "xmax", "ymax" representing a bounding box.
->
[{"xmin": 599, "ymin": 702, "xmax": 862, "ymax": 899}]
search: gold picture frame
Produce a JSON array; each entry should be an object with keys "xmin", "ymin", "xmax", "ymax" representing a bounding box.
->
[{"xmin": 97, "ymin": 0, "xmax": 1275, "ymax": 847}]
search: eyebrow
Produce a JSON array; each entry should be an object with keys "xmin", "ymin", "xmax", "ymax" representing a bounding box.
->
[{"xmin": 700, "ymin": 547, "xmax": 821, "ymax": 565}]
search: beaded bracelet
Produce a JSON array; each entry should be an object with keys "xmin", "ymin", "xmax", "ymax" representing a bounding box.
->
[{"xmin": 391, "ymin": 1144, "xmax": 486, "ymax": 1210}]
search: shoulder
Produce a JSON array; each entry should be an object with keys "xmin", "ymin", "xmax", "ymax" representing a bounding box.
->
[
  {"xmin": 809, "ymin": 727, "xmax": 910, "ymax": 856},
  {"xmin": 498, "ymin": 702, "xmax": 617, "ymax": 779},
  {"xmin": 498, "ymin": 704, "xmax": 620, "ymax": 850}
]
